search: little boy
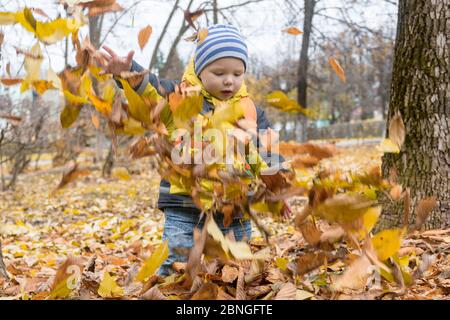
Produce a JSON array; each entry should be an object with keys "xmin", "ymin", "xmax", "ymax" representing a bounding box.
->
[{"xmin": 95, "ymin": 24, "xmax": 289, "ymax": 276}]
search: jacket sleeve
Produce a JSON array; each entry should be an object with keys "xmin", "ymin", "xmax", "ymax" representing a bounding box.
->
[
  {"xmin": 255, "ymin": 106, "xmax": 287, "ymax": 168},
  {"xmin": 115, "ymin": 60, "xmax": 179, "ymax": 96}
]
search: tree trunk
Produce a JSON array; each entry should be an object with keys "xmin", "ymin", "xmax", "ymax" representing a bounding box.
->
[
  {"xmin": 0, "ymin": 240, "xmax": 9, "ymax": 280},
  {"xmin": 378, "ymin": 0, "xmax": 449, "ymax": 230},
  {"xmin": 160, "ymin": 0, "xmax": 194, "ymax": 79},
  {"xmin": 297, "ymin": 0, "xmax": 316, "ymax": 109},
  {"xmin": 213, "ymin": 0, "xmax": 219, "ymax": 24},
  {"xmin": 149, "ymin": 0, "xmax": 181, "ymax": 71}
]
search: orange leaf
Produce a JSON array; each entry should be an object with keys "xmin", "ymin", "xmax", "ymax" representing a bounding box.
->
[
  {"xmin": 329, "ymin": 57, "xmax": 346, "ymax": 82},
  {"xmin": 197, "ymin": 28, "xmax": 208, "ymax": 44},
  {"xmin": 91, "ymin": 113, "xmax": 100, "ymax": 129},
  {"xmin": 53, "ymin": 162, "xmax": 90, "ymax": 193},
  {"xmin": 88, "ymin": 2, "xmax": 123, "ymax": 17},
  {"xmin": 184, "ymin": 9, "xmax": 204, "ymax": 30},
  {"xmin": 138, "ymin": 25, "xmax": 152, "ymax": 50},
  {"xmin": 1, "ymin": 78, "xmax": 23, "ymax": 86},
  {"xmin": 282, "ymin": 26, "xmax": 303, "ymax": 35}
]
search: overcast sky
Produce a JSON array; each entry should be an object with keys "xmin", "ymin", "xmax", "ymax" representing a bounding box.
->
[{"xmin": 0, "ymin": 0, "xmax": 398, "ymax": 77}]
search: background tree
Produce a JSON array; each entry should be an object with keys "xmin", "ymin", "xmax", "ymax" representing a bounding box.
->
[{"xmin": 378, "ymin": 0, "xmax": 449, "ymax": 230}]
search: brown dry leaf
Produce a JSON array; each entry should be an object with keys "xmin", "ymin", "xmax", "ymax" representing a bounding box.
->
[
  {"xmin": 293, "ymin": 252, "xmax": 327, "ymax": 275},
  {"xmin": 235, "ymin": 267, "xmax": 246, "ymax": 300},
  {"xmin": 332, "ymin": 255, "xmax": 372, "ymax": 292},
  {"xmin": 390, "ymin": 184, "xmax": 403, "ymax": 201},
  {"xmin": 88, "ymin": 2, "xmax": 123, "ymax": 17},
  {"xmin": 6, "ymin": 62, "xmax": 11, "ymax": 77},
  {"xmin": 48, "ymin": 256, "xmax": 85, "ymax": 299},
  {"xmin": 217, "ymin": 287, "xmax": 235, "ymax": 300},
  {"xmin": 389, "ymin": 111, "xmax": 406, "ymax": 150},
  {"xmin": 30, "ymin": 8, "xmax": 50, "ymax": 19},
  {"xmin": 190, "ymin": 282, "xmax": 219, "ymax": 300},
  {"xmin": 120, "ymin": 70, "xmax": 150, "ymax": 89},
  {"xmin": 221, "ymin": 265, "xmax": 239, "ymax": 283},
  {"xmin": 291, "ymin": 154, "xmax": 320, "ymax": 168},
  {"xmin": 329, "ymin": 57, "xmax": 346, "ymax": 82},
  {"xmin": 282, "ymin": 27, "xmax": 303, "ymax": 35},
  {"xmin": 184, "ymin": 9, "xmax": 204, "ymax": 30},
  {"xmin": 138, "ymin": 25, "xmax": 152, "ymax": 50},
  {"xmin": 298, "ymin": 217, "xmax": 322, "ymax": 247},
  {"xmin": 274, "ymin": 282, "xmax": 297, "ymax": 300},
  {"xmin": 140, "ymin": 285, "xmax": 168, "ymax": 300},
  {"xmin": 0, "ymin": 32, "xmax": 4, "ymax": 48},
  {"xmin": 53, "ymin": 162, "xmax": 90, "ymax": 193},
  {"xmin": 320, "ymin": 226, "xmax": 345, "ymax": 245},
  {"xmin": 0, "ymin": 113, "xmax": 22, "ymax": 126},
  {"xmin": 414, "ymin": 196, "xmax": 438, "ymax": 231}
]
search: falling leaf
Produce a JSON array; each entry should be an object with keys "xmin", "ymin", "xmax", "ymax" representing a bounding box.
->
[
  {"xmin": 53, "ymin": 162, "xmax": 90, "ymax": 193},
  {"xmin": 91, "ymin": 113, "xmax": 100, "ymax": 129},
  {"xmin": 298, "ymin": 217, "xmax": 322, "ymax": 246},
  {"xmin": 138, "ymin": 25, "xmax": 152, "ymax": 50},
  {"xmin": 0, "ymin": 12, "xmax": 17, "ymax": 25},
  {"xmin": 389, "ymin": 111, "xmax": 405, "ymax": 150},
  {"xmin": 60, "ymin": 103, "xmax": 83, "ymax": 128},
  {"xmin": 329, "ymin": 57, "xmax": 346, "ymax": 82},
  {"xmin": 0, "ymin": 31, "xmax": 4, "ymax": 47},
  {"xmin": 379, "ymin": 138, "xmax": 400, "ymax": 154},
  {"xmin": 119, "ymin": 79, "xmax": 152, "ymax": 125},
  {"xmin": 98, "ymin": 272, "xmax": 124, "ymax": 298},
  {"xmin": 282, "ymin": 27, "xmax": 303, "ymax": 35},
  {"xmin": 135, "ymin": 241, "xmax": 169, "ymax": 282},
  {"xmin": 47, "ymin": 256, "xmax": 84, "ymax": 299},
  {"xmin": 111, "ymin": 167, "xmax": 131, "ymax": 181},
  {"xmin": 184, "ymin": 9, "xmax": 204, "ymax": 30},
  {"xmin": 0, "ymin": 113, "xmax": 22, "ymax": 126},
  {"xmin": 197, "ymin": 28, "xmax": 208, "ymax": 44},
  {"xmin": 371, "ymin": 229, "xmax": 403, "ymax": 261},
  {"xmin": 1, "ymin": 79, "xmax": 23, "ymax": 86},
  {"xmin": 390, "ymin": 184, "xmax": 403, "ymax": 201},
  {"xmin": 331, "ymin": 255, "xmax": 372, "ymax": 292},
  {"xmin": 414, "ymin": 196, "xmax": 437, "ymax": 231}
]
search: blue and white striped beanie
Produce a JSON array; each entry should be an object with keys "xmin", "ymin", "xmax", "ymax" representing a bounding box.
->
[{"xmin": 194, "ymin": 24, "xmax": 248, "ymax": 76}]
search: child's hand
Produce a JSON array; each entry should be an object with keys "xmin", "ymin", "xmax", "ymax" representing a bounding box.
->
[
  {"xmin": 281, "ymin": 200, "xmax": 292, "ymax": 221},
  {"xmin": 94, "ymin": 45, "xmax": 135, "ymax": 77}
]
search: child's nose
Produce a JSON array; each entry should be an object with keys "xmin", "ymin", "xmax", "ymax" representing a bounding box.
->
[{"xmin": 223, "ymin": 76, "xmax": 233, "ymax": 86}]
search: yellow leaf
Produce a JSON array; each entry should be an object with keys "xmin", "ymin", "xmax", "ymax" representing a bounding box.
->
[
  {"xmin": 24, "ymin": 42, "xmax": 43, "ymax": 82},
  {"xmin": 98, "ymin": 272, "xmax": 124, "ymax": 298},
  {"xmin": 197, "ymin": 28, "xmax": 208, "ymax": 44},
  {"xmin": 0, "ymin": 12, "xmax": 17, "ymax": 25},
  {"xmin": 135, "ymin": 241, "xmax": 169, "ymax": 282},
  {"xmin": 111, "ymin": 167, "xmax": 131, "ymax": 181},
  {"xmin": 275, "ymin": 257, "xmax": 288, "ymax": 271},
  {"xmin": 15, "ymin": 9, "xmax": 36, "ymax": 32},
  {"xmin": 173, "ymin": 95, "xmax": 203, "ymax": 130},
  {"xmin": 119, "ymin": 79, "xmax": 151, "ymax": 125},
  {"xmin": 36, "ymin": 18, "xmax": 83, "ymax": 44},
  {"xmin": 60, "ymin": 104, "xmax": 83, "ymax": 128},
  {"xmin": 138, "ymin": 25, "xmax": 152, "ymax": 50},
  {"xmin": 379, "ymin": 139, "xmax": 400, "ymax": 154},
  {"xmin": 266, "ymin": 91, "xmax": 310, "ymax": 115},
  {"xmin": 329, "ymin": 57, "xmax": 346, "ymax": 82},
  {"xmin": 64, "ymin": 90, "xmax": 88, "ymax": 105},
  {"xmin": 356, "ymin": 206, "xmax": 381, "ymax": 240},
  {"xmin": 117, "ymin": 118, "xmax": 145, "ymax": 136},
  {"xmin": 31, "ymin": 80, "xmax": 56, "ymax": 95},
  {"xmin": 371, "ymin": 229, "xmax": 403, "ymax": 261}
]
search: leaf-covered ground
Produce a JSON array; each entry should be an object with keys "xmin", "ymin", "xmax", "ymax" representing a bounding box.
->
[{"xmin": 0, "ymin": 146, "xmax": 448, "ymax": 300}]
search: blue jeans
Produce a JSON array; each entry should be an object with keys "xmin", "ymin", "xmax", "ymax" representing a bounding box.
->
[{"xmin": 158, "ymin": 207, "xmax": 252, "ymax": 276}]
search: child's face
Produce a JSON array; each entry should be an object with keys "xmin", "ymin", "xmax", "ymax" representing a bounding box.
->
[{"xmin": 199, "ymin": 58, "xmax": 245, "ymax": 101}]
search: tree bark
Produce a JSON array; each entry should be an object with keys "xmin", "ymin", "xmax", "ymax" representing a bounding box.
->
[
  {"xmin": 378, "ymin": 0, "xmax": 449, "ymax": 230},
  {"xmin": 160, "ymin": 0, "xmax": 194, "ymax": 79},
  {"xmin": 149, "ymin": 0, "xmax": 181, "ymax": 71},
  {"xmin": 297, "ymin": 0, "xmax": 317, "ymax": 109}
]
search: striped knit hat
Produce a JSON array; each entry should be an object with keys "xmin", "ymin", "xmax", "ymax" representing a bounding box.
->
[{"xmin": 194, "ymin": 24, "xmax": 248, "ymax": 76}]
